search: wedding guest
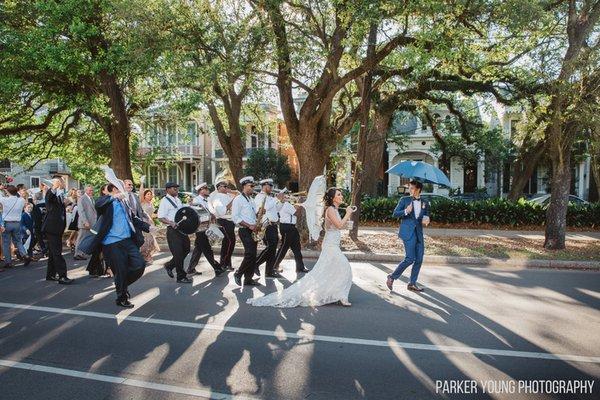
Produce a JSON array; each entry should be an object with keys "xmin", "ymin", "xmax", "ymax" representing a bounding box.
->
[
  {"xmin": 0, "ymin": 184, "xmax": 32, "ymax": 268},
  {"xmin": 20, "ymin": 203, "xmax": 34, "ymax": 256},
  {"xmin": 138, "ymin": 177, "xmax": 159, "ymax": 263}
]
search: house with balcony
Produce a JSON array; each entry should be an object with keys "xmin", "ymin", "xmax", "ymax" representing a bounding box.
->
[
  {"xmin": 381, "ymin": 100, "xmax": 595, "ymax": 200},
  {"xmin": 0, "ymin": 158, "xmax": 79, "ymax": 189},
  {"xmin": 136, "ymin": 104, "xmax": 295, "ymax": 191}
]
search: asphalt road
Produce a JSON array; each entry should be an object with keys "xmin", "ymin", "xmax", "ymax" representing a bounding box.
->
[{"xmin": 0, "ymin": 251, "xmax": 598, "ymax": 400}]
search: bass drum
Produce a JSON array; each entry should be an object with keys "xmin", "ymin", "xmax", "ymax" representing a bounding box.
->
[{"xmin": 174, "ymin": 206, "xmax": 211, "ymax": 234}]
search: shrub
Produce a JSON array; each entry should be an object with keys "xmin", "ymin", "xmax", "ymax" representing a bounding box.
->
[{"xmin": 357, "ymin": 196, "xmax": 600, "ymax": 227}]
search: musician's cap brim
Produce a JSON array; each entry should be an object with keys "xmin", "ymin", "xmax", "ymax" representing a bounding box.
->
[{"xmin": 165, "ymin": 182, "xmax": 180, "ymax": 189}]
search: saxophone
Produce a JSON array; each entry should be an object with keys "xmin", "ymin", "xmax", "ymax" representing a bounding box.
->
[{"xmin": 252, "ymin": 194, "xmax": 268, "ymax": 242}]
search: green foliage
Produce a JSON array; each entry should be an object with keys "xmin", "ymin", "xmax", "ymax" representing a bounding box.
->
[
  {"xmin": 358, "ymin": 196, "xmax": 600, "ymax": 227},
  {"xmin": 243, "ymin": 148, "xmax": 291, "ymax": 187}
]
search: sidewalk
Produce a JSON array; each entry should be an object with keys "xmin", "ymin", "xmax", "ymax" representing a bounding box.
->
[
  {"xmin": 361, "ymin": 227, "xmax": 600, "ymax": 241},
  {"xmin": 155, "ymin": 241, "xmax": 600, "ymax": 271}
]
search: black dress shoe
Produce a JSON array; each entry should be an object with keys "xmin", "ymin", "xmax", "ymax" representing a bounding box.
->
[
  {"xmin": 164, "ymin": 266, "xmax": 174, "ymax": 278},
  {"xmin": 407, "ymin": 283, "xmax": 424, "ymax": 292},
  {"xmin": 214, "ymin": 267, "xmax": 226, "ymax": 277},
  {"xmin": 244, "ymin": 279, "xmax": 261, "ymax": 286},
  {"xmin": 265, "ymin": 272, "xmax": 281, "ymax": 279},
  {"xmin": 177, "ymin": 277, "xmax": 193, "ymax": 283},
  {"xmin": 4, "ymin": 264, "xmax": 13, "ymax": 269},
  {"xmin": 23, "ymin": 256, "xmax": 33, "ymax": 266},
  {"xmin": 254, "ymin": 268, "xmax": 261, "ymax": 277},
  {"xmin": 186, "ymin": 269, "xmax": 202, "ymax": 276},
  {"xmin": 296, "ymin": 267, "xmax": 310, "ymax": 273},
  {"xmin": 58, "ymin": 276, "xmax": 73, "ymax": 285},
  {"xmin": 116, "ymin": 299, "xmax": 134, "ymax": 308},
  {"xmin": 46, "ymin": 275, "xmax": 59, "ymax": 281},
  {"xmin": 74, "ymin": 255, "xmax": 88, "ymax": 261},
  {"xmin": 234, "ymin": 273, "xmax": 242, "ymax": 286}
]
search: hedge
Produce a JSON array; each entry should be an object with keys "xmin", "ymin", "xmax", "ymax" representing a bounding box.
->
[{"xmin": 358, "ymin": 197, "xmax": 600, "ymax": 227}]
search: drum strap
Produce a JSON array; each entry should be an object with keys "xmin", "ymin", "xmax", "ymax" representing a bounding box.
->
[{"xmin": 165, "ymin": 196, "xmax": 178, "ymax": 209}]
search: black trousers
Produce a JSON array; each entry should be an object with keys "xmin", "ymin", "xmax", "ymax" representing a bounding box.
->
[
  {"xmin": 255, "ymin": 224, "xmax": 279, "ymax": 275},
  {"xmin": 274, "ymin": 223, "xmax": 304, "ymax": 271},
  {"xmin": 165, "ymin": 227, "xmax": 190, "ymax": 280},
  {"xmin": 217, "ymin": 218, "xmax": 236, "ymax": 267},
  {"xmin": 45, "ymin": 232, "xmax": 67, "ymax": 278},
  {"xmin": 188, "ymin": 231, "xmax": 220, "ymax": 272},
  {"xmin": 27, "ymin": 230, "xmax": 48, "ymax": 256},
  {"xmin": 237, "ymin": 227, "xmax": 257, "ymax": 282},
  {"xmin": 103, "ymin": 238, "xmax": 146, "ymax": 302}
]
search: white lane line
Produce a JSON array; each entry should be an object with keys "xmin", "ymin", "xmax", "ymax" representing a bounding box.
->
[
  {"xmin": 1, "ymin": 302, "xmax": 599, "ymax": 364},
  {"xmin": 0, "ymin": 358, "xmax": 257, "ymax": 400}
]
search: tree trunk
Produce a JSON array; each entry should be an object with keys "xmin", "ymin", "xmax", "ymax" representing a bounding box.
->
[
  {"xmin": 543, "ymin": 150, "xmax": 571, "ymax": 249},
  {"xmin": 507, "ymin": 141, "xmax": 545, "ymax": 201},
  {"xmin": 361, "ymin": 99, "xmax": 396, "ymax": 196},
  {"xmin": 295, "ymin": 133, "xmax": 330, "ymax": 190},
  {"xmin": 99, "ymin": 72, "xmax": 133, "ymax": 180},
  {"xmin": 592, "ymin": 154, "xmax": 600, "ymax": 201}
]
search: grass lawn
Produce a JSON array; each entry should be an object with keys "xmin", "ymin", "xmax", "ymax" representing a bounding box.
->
[{"xmin": 340, "ymin": 233, "xmax": 600, "ymax": 261}]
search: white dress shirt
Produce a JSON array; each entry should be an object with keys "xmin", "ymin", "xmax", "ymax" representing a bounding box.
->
[
  {"xmin": 209, "ymin": 192, "xmax": 233, "ymax": 220},
  {"xmin": 403, "ymin": 198, "xmax": 422, "ymax": 218},
  {"xmin": 278, "ymin": 201, "xmax": 297, "ymax": 224},
  {"xmin": 0, "ymin": 195, "xmax": 25, "ymax": 222},
  {"xmin": 157, "ymin": 194, "xmax": 183, "ymax": 222},
  {"xmin": 254, "ymin": 192, "xmax": 279, "ymax": 223},
  {"xmin": 232, "ymin": 193, "xmax": 256, "ymax": 225},
  {"xmin": 192, "ymin": 194, "xmax": 210, "ymax": 210}
]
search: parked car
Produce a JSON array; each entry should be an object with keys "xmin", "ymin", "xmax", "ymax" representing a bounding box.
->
[
  {"xmin": 528, "ymin": 194, "xmax": 589, "ymax": 207},
  {"xmin": 418, "ymin": 193, "xmax": 454, "ymax": 203},
  {"xmin": 451, "ymin": 192, "xmax": 490, "ymax": 202}
]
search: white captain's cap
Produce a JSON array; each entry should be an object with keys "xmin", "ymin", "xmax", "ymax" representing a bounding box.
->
[
  {"xmin": 215, "ymin": 179, "xmax": 228, "ymax": 187},
  {"xmin": 259, "ymin": 178, "xmax": 274, "ymax": 186},
  {"xmin": 195, "ymin": 182, "xmax": 208, "ymax": 191},
  {"xmin": 239, "ymin": 176, "xmax": 254, "ymax": 186}
]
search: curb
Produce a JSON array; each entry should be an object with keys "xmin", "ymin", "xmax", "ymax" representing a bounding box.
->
[{"xmin": 156, "ymin": 242, "xmax": 600, "ymax": 271}]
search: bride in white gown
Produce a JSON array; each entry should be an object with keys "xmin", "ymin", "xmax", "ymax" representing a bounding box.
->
[{"xmin": 247, "ymin": 187, "xmax": 355, "ymax": 308}]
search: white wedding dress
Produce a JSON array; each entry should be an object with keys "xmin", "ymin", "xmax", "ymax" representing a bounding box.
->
[{"xmin": 247, "ymin": 209, "xmax": 353, "ymax": 308}]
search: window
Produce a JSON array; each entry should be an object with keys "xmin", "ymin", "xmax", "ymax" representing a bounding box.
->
[
  {"xmin": 167, "ymin": 165, "xmax": 178, "ymax": 182},
  {"xmin": 187, "ymin": 122, "xmax": 198, "ymax": 145},
  {"xmin": 250, "ymin": 128, "xmax": 258, "ymax": 148},
  {"xmin": 149, "ymin": 166, "xmax": 158, "ymax": 187},
  {"xmin": 168, "ymin": 124, "xmax": 177, "ymax": 145},
  {"xmin": 30, "ymin": 177, "xmax": 40, "ymax": 187}
]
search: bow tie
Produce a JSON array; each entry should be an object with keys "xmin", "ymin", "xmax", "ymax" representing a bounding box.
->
[{"xmin": 412, "ymin": 197, "xmax": 421, "ymax": 201}]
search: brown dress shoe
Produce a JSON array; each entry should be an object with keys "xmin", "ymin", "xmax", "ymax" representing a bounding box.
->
[
  {"xmin": 407, "ymin": 283, "xmax": 424, "ymax": 292},
  {"xmin": 386, "ymin": 275, "xmax": 394, "ymax": 291}
]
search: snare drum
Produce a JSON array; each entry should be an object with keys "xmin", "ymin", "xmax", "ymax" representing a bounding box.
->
[{"xmin": 174, "ymin": 206, "xmax": 211, "ymax": 234}]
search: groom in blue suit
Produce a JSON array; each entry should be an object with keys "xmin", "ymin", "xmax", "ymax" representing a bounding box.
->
[{"xmin": 387, "ymin": 180, "xmax": 430, "ymax": 292}]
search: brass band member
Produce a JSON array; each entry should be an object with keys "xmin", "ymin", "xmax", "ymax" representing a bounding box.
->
[
  {"xmin": 254, "ymin": 178, "xmax": 280, "ymax": 278},
  {"xmin": 157, "ymin": 182, "xmax": 192, "ymax": 283},
  {"xmin": 208, "ymin": 179, "xmax": 236, "ymax": 271},
  {"xmin": 188, "ymin": 183, "xmax": 224, "ymax": 276},
  {"xmin": 273, "ymin": 189, "xmax": 308, "ymax": 273},
  {"xmin": 231, "ymin": 176, "xmax": 260, "ymax": 286}
]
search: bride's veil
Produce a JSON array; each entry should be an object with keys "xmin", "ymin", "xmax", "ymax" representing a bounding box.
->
[{"xmin": 299, "ymin": 175, "xmax": 326, "ymax": 241}]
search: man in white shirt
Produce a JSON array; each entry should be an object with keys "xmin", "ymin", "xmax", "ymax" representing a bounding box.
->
[
  {"xmin": 208, "ymin": 179, "xmax": 236, "ymax": 270},
  {"xmin": 0, "ymin": 184, "xmax": 31, "ymax": 268},
  {"xmin": 188, "ymin": 183, "xmax": 224, "ymax": 276},
  {"xmin": 74, "ymin": 185, "xmax": 97, "ymax": 260},
  {"xmin": 157, "ymin": 182, "xmax": 192, "ymax": 283},
  {"xmin": 254, "ymin": 178, "xmax": 281, "ymax": 278},
  {"xmin": 231, "ymin": 176, "xmax": 260, "ymax": 286},
  {"xmin": 273, "ymin": 189, "xmax": 308, "ymax": 273}
]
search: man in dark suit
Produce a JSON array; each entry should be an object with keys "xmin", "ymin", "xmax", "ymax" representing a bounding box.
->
[
  {"xmin": 42, "ymin": 177, "xmax": 72, "ymax": 284},
  {"xmin": 386, "ymin": 180, "xmax": 430, "ymax": 292},
  {"xmin": 92, "ymin": 183, "xmax": 146, "ymax": 308}
]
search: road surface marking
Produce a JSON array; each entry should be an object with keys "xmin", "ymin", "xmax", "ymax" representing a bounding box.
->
[
  {"xmin": 1, "ymin": 302, "xmax": 599, "ymax": 364},
  {"xmin": 0, "ymin": 358, "xmax": 258, "ymax": 399}
]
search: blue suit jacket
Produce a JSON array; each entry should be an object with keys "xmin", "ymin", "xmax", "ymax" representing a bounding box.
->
[
  {"xmin": 20, "ymin": 212, "xmax": 33, "ymax": 236},
  {"xmin": 393, "ymin": 196, "xmax": 430, "ymax": 241}
]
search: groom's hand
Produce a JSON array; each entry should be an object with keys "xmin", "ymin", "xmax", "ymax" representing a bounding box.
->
[
  {"xmin": 423, "ymin": 216, "xmax": 430, "ymax": 226},
  {"xmin": 405, "ymin": 202, "xmax": 413, "ymax": 214}
]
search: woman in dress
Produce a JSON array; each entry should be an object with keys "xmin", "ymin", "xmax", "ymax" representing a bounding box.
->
[
  {"xmin": 138, "ymin": 178, "xmax": 160, "ymax": 262},
  {"xmin": 247, "ymin": 187, "xmax": 355, "ymax": 308},
  {"xmin": 65, "ymin": 189, "xmax": 79, "ymax": 252}
]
